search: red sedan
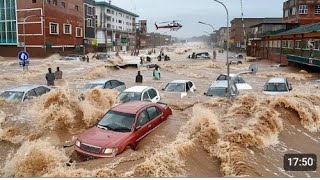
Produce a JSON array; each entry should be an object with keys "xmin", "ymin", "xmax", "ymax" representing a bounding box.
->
[{"xmin": 74, "ymin": 101, "xmax": 172, "ymax": 158}]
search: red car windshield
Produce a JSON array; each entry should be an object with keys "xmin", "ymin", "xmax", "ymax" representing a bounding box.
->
[{"xmin": 98, "ymin": 111, "xmax": 135, "ymax": 132}]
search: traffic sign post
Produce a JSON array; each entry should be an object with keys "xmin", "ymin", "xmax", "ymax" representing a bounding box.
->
[{"xmin": 18, "ymin": 51, "xmax": 30, "ymax": 71}]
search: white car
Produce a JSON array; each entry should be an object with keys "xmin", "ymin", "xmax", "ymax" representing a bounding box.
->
[
  {"xmin": 163, "ymin": 80, "xmax": 196, "ymax": 98},
  {"xmin": 84, "ymin": 79, "xmax": 126, "ymax": 92},
  {"xmin": 216, "ymin": 74, "xmax": 252, "ymax": 90},
  {"xmin": 117, "ymin": 86, "xmax": 161, "ymax": 103},
  {"xmin": 0, "ymin": 85, "xmax": 52, "ymax": 102},
  {"xmin": 204, "ymin": 80, "xmax": 239, "ymax": 97},
  {"xmin": 262, "ymin": 77, "xmax": 292, "ymax": 96}
]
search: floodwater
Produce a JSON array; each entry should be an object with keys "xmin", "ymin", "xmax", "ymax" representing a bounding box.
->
[{"xmin": 0, "ymin": 42, "xmax": 320, "ymax": 177}]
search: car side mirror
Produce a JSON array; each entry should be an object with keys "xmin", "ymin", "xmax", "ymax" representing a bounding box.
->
[
  {"xmin": 162, "ymin": 88, "xmax": 165, "ymax": 91},
  {"xmin": 204, "ymin": 92, "xmax": 207, "ymax": 95},
  {"xmin": 289, "ymin": 84, "xmax": 293, "ymax": 91}
]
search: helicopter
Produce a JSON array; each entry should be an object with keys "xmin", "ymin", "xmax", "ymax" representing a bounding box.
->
[{"xmin": 155, "ymin": 20, "xmax": 183, "ymax": 31}]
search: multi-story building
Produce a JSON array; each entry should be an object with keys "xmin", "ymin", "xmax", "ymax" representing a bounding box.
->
[
  {"xmin": 0, "ymin": 0, "xmax": 84, "ymax": 57},
  {"xmin": 95, "ymin": 1, "xmax": 139, "ymax": 52},
  {"xmin": 83, "ymin": 0, "xmax": 96, "ymax": 53},
  {"xmin": 217, "ymin": 27, "xmax": 229, "ymax": 49},
  {"xmin": 283, "ymin": 0, "xmax": 320, "ymax": 25},
  {"xmin": 230, "ymin": 18, "xmax": 282, "ymax": 51}
]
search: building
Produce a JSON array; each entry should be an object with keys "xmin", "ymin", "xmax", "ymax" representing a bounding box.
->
[
  {"xmin": 230, "ymin": 18, "xmax": 282, "ymax": 51},
  {"xmin": 136, "ymin": 20, "xmax": 147, "ymax": 49},
  {"xmin": 283, "ymin": 0, "xmax": 320, "ymax": 25},
  {"xmin": 247, "ymin": 23, "xmax": 320, "ymax": 69},
  {"xmin": 83, "ymin": 0, "xmax": 96, "ymax": 53},
  {"xmin": 247, "ymin": 22, "xmax": 298, "ymax": 58},
  {"xmin": 95, "ymin": 1, "xmax": 139, "ymax": 52},
  {"xmin": 217, "ymin": 27, "xmax": 229, "ymax": 49},
  {"xmin": 0, "ymin": 0, "xmax": 86, "ymax": 57}
]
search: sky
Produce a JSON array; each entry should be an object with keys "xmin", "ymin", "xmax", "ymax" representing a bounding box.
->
[{"xmin": 96, "ymin": 0, "xmax": 285, "ymax": 38}]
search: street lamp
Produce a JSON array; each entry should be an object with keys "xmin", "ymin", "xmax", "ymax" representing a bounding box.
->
[
  {"xmin": 212, "ymin": 0, "xmax": 230, "ymax": 98},
  {"xmin": 198, "ymin": 21, "xmax": 215, "ymax": 60},
  {"xmin": 23, "ymin": 15, "xmax": 39, "ymax": 52}
]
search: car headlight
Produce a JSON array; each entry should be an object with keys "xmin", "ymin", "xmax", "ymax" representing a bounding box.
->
[
  {"xmin": 75, "ymin": 140, "xmax": 81, "ymax": 147},
  {"xmin": 104, "ymin": 148, "xmax": 118, "ymax": 155}
]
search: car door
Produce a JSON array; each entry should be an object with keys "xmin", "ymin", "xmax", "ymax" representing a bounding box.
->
[
  {"xmin": 141, "ymin": 90, "xmax": 150, "ymax": 101},
  {"xmin": 134, "ymin": 109, "xmax": 152, "ymax": 142},
  {"xmin": 147, "ymin": 88, "xmax": 160, "ymax": 103},
  {"xmin": 146, "ymin": 106, "xmax": 163, "ymax": 127}
]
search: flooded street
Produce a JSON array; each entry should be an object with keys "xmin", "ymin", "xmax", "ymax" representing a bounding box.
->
[{"xmin": 0, "ymin": 42, "xmax": 320, "ymax": 177}]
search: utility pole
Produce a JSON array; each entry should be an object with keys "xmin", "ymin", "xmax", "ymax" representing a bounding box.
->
[
  {"xmin": 213, "ymin": 0, "xmax": 230, "ymax": 98},
  {"xmin": 199, "ymin": 21, "xmax": 215, "ymax": 59}
]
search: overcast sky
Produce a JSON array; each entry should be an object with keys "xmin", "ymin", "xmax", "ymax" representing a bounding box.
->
[{"xmin": 96, "ymin": 0, "xmax": 284, "ymax": 38}]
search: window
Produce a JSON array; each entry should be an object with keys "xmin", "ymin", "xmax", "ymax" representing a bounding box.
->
[
  {"xmin": 110, "ymin": 80, "xmax": 120, "ymax": 88},
  {"xmin": 315, "ymin": 5, "xmax": 320, "ymax": 14},
  {"xmin": 143, "ymin": 92, "xmax": 150, "ymax": 101},
  {"xmin": 87, "ymin": 18, "xmax": 93, "ymax": 27},
  {"xmin": 49, "ymin": 22, "xmax": 59, "ymax": 34},
  {"xmin": 295, "ymin": 40, "xmax": 301, "ymax": 49},
  {"xmin": 75, "ymin": 5, "xmax": 79, "ymax": 11},
  {"xmin": 147, "ymin": 89, "xmax": 157, "ymax": 99},
  {"xmin": 137, "ymin": 110, "xmax": 150, "ymax": 127},
  {"xmin": 76, "ymin": 27, "xmax": 82, "ymax": 37},
  {"xmin": 87, "ymin": 6, "xmax": 93, "ymax": 15},
  {"xmin": 147, "ymin": 107, "xmax": 161, "ymax": 120},
  {"xmin": 53, "ymin": 0, "xmax": 57, "ymax": 5},
  {"xmin": 61, "ymin": 2, "xmax": 65, "ymax": 8},
  {"xmin": 63, "ymin": 24, "xmax": 71, "ymax": 34},
  {"xmin": 105, "ymin": 81, "xmax": 112, "ymax": 88},
  {"xmin": 107, "ymin": 9, "xmax": 111, "ymax": 14},
  {"xmin": 35, "ymin": 87, "xmax": 47, "ymax": 96},
  {"xmin": 24, "ymin": 90, "xmax": 37, "ymax": 101},
  {"xmin": 32, "ymin": 0, "xmax": 37, "ymax": 3},
  {"xmin": 119, "ymin": 20, "xmax": 122, "ymax": 23},
  {"xmin": 284, "ymin": 9, "xmax": 289, "ymax": 17},
  {"xmin": 299, "ymin": 5, "xmax": 308, "ymax": 14},
  {"xmin": 291, "ymin": 7, "xmax": 296, "ymax": 15}
]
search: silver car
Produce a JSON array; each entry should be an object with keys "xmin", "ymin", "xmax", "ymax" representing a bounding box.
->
[
  {"xmin": 0, "ymin": 85, "xmax": 52, "ymax": 102},
  {"xmin": 84, "ymin": 79, "xmax": 126, "ymax": 92}
]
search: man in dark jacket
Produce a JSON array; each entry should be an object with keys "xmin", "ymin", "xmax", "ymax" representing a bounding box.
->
[
  {"xmin": 135, "ymin": 71, "xmax": 143, "ymax": 83},
  {"xmin": 46, "ymin": 68, "xmax": 55, "ymax": 86}
]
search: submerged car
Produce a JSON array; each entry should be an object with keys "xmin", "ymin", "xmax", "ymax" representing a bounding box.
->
[
  {"xmin": 84, "ymin": 80, "xmax": 126, "ymax": 92},
  {"xmin": 216, "ymin": 74, "xmax": 253, "ymax": 90},
  {"xmin": 117, "ymin": 86, "xmax": 161, "ymax": 103},
  {"xmin": 262, "ymin": 77, "xmax": 292, "ymax": 96},
  {"xmin": 204, "ymin": 80, "xmax": 239, "ymax": 97},
  {"xmin": 74, "ymin": 101, "xmax": 172, "ymax": 158},
  {"xmin": 187, "ymin": 52, "xmax": 211, "ymax": 59},
  {"xmin": 60, "ymin": 54, "xmax": 84, "ymax": 61},
  {"xmin": 163, "ymin": 80, "xmax": 196, "ymax": 98},
  {"xmin": 0, "ymin": 85, "xmax": 51, "ymax": 102}
]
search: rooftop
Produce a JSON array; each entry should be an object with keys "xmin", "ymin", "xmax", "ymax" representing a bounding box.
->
[
  {"xmin": 96, "ymin": 1, "xmax": 139, "ymax": 17},
  {"xmin": 6, "ymin": 85, "xmax": 46, "ymax": 92},
  {"xmin": 170, "ymin": 80, "xmax": 191, "ymax": 83},
  {"xmin": 124, "ymin": 86, "xmax": 151, "ymax": 93},
  {"xmin": 273, "ymin": 23, "xmax": 320, "ymax": 36},
  {"xmin": 268, "ymin": 78, "xmax": 287, "ymax": 83},
  {"xmin": 112, "ymin": 101, "xmax": 152, "ymax": 114}
]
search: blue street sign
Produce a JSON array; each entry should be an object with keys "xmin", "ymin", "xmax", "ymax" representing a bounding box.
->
[{"xmin": 18, "ymin": 51, "xmax": 29, "ymax": 62}]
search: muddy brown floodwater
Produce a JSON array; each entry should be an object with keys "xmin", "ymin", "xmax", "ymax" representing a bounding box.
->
[{"xmin": 0, "ymin": 42, "xmax": 320, "ymax": 177}]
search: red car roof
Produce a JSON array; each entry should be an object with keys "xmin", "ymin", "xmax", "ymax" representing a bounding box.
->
[{"xmin": 112, "ymin": 101, "xmax": 154, "ymax": 114}]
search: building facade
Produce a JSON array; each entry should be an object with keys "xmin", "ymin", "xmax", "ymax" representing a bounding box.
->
[
  {"xmin": 217, "ymin": 27, "xmax": 229, "ymax": 49},
  {"xmin": 83, "ymin": 0, "xmax": 96, "ymax": 53},
  {"xmin": 0, "ymin": 0, "xmax": 85, "ymax": 57},
  {"xmin": 283, "ymin": 0, "xmax": 320, "ymax": 25},
  {"xmin": 95, "ymin": 1, "xmax": 139, "ymax": 52},
  {"xmin": 247, "ymin": 23, "xmax": 320, "ymax": 69}
]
